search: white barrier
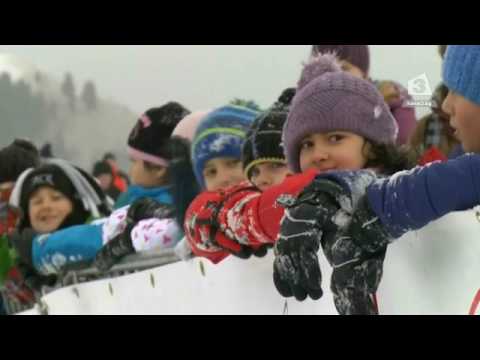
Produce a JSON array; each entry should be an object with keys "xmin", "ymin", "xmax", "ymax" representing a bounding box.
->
[
  {"xmin": 18, "ymin": 250, "xmax": 338, "ymax": 315},
  {"xmin": 378, "ymin": 210, "xmax": 480, "ymax": 315},
  {"xmin": 18, "ymin": 210, "xmax": 480, "ymax": 315}
]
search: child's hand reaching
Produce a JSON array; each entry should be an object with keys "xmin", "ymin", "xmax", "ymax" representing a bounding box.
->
[
  {"xmin": 273, "ymin": 179, "xmax": 347, "ymax": 302},
  {"xmin": 95, "ymin": 198, "xmax": 175, "ymax": 272},
  {"xmin": 185, "ymin": 183, "xmax": 271, "ymax": 263},
  {"xmin": 273, "ymin": 170, "xmax": 391, "ymax": 314},
  {"xmin": 324, "ymin": 194, "xmax": 391, "ymax": 315}
]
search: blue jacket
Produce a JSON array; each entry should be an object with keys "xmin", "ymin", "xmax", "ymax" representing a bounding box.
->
[
  {"xmin": 114, "ymin": 185, "xmax": 173, "ymax": 209},
  {"xmin": 31, "ymin": 186, "xmax": 175, "ymax": 275},
  {"xmin": 322, "ymin": 154, "xmax": 480, "ymax": 240},
  {"xmin": 32, "ymin": 224, "xmax": 103, "ymax": 275},
  {"xmin": 366, "ymin": 154, "xmax": 480, "ymax": 238}
]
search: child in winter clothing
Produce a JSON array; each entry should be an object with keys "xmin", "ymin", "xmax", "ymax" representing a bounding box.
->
[
  {"xmin": 184, "ymin": 53, "xmax": 409, "ymax": 265},
  {"xmin": 272, "ymin": 45, "xmax": 480, "ymax": 314},
  {"xmin": 103, "ymin": 153, "xmax": 128, "ymax": 194},
  {"xmin": 191, "ymin": 106, "xmax": 258, "ymax": 192},
  {"xmin": 94, "ymin": 110, "xmax": 210, "ymax": 270},
  {"xmin": 7, "ymin": 159, "xmax": 111, "ymax": 287},
  {"xmin": 86, "ymin": 102, "xmax": 191, "ymax": 272},
  {"xmin": 311, "ymin": 45, "xmax": 417, "ymax": 146},
  {"xmin": 22, "ymin": 106, "xmax": 197, "ymax": 276},
  {"xmin": 92, "ymin": 160, "xmax": 121, "ymax": 201},
  {"xmin": 114, "ymin": 102, "xmax": 190, "ymax": 209},
  {"xmin": 242, "ymin": 89, "xmax": 295, "ymax": 192}
]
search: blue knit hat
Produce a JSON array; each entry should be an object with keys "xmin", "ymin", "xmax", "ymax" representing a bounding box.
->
[
  {"xmin": 191, "ymin": 105, "xmax": 258, "ymax": 189},
  {"xmin": 443, "ymin": 45, "xmax": 480, "ymax": 106}
]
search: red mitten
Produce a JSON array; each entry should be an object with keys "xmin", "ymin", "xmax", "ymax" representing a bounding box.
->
[
  {"xmin": 184, "ymin": 183, "xmax": 260, "ymax": 264},
  {"xmin": 256, "ymin": 169, "xmax": 319, "ymax": 240},
  {"xmin": 185, "ymin": 170, "xmax": 319, "ymax": 264}
]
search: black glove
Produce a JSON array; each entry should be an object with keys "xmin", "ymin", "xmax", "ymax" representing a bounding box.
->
[
  {"xmin": 127, "ymin": 197, "xmax": 175, "ymax": 223},
  {"xmin": 94, "ymin": 198, "xmax": 175, "ymax": 272},
  {"xmin": 94, "ymin": 227, "xmax": 135, "ymax": 273},
  {"xmin": 273, "ymin": 179, "xmax": 346, "ymax": 302},
  {"xmin": 323, "ymin": 195, "xmax": 390, "ymax": 315}
]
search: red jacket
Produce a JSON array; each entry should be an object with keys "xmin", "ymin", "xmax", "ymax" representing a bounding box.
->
[
  {"xmin": 110, "ymin": 164, "xmax": 127, "ymax": 193},
  {"xmin": 184, "ymin": 169, "xmax": 318, "ymax": 264}
]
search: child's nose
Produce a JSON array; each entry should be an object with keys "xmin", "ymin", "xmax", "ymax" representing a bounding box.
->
[
  {"xmin": 39, "ymin": 199, "xmax": 54, "ymax": 211},
  {"xmin": 312, "ymin": 146, "xmax": 329, "ymax": 162},
  {"xmin": 442, "ymin": 92, "xmax": 453, "ymax": 116}
]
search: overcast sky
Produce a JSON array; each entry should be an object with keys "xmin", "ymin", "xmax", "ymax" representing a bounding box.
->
[{"xmin": 0, "ymin": 45, "xmax": 442, "ymax": 117}]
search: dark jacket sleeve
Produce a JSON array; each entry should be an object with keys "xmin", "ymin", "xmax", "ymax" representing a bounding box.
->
[{"xmin": 366, "ymin": 154, "xmax": 480, "ymax": 238}]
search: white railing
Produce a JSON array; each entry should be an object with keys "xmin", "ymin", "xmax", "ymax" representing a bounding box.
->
[{"xmin": 12, "ymin": 210, "xmax": 480, "ymax": 315}]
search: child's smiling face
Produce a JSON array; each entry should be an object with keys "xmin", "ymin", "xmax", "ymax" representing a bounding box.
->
[{"xmin": 28, "ymin": 186, "xmax": 73, "ymax": 234}]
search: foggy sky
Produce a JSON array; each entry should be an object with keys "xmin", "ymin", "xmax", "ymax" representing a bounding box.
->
[{"xmin": 0, "ymin": 45, "xmax": 443, "ymax": 118}]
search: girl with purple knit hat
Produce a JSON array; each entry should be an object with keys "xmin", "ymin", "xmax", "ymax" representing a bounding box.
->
[
  {"xmin": 184, "ymin": 53, "xmax": 412, "ymax": 280},
  {"xmin": 274, "ymin": 45, "xmax": 480, "ymax": 315},
  {"xmin": 312, "ymin": 45, "xmax": 417, "ymax": 146}
]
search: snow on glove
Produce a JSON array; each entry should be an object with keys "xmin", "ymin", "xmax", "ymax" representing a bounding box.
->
[
  {"xmin": 314, "ymin": 170, "xmax": 391, "ymax": 315},
  {"xmin": 324, "ymin": 194, "xmax": 390, "ymax": 315},
  {"xmin": 273, "ymin": 178, "xmax": 348, "ymax": 301}
]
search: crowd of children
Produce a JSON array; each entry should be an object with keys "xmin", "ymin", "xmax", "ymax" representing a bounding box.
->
[{"xmin": 1, "ymin": 45, "xmax": 479, "ymax": 315}]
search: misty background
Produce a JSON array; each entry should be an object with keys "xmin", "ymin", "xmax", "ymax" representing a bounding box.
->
[{"xmin": 0, "ymin": 45, "xmax": 443, "ymax": 171}]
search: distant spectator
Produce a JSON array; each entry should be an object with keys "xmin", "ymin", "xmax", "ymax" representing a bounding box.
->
[
  {"xmin": 92, "ymin": 161, "xmax": 121, "ymax": 201},
  {"xmin": 40, "ymin": 143, "xmax": 53, "ymax": 159},
  {"xmin": 102, "ymin": 152, "xmax": 128, "ymax": 193},
  {"xmin": 409, "ymin": 83, "xmax": 460, "ymax": 165}
]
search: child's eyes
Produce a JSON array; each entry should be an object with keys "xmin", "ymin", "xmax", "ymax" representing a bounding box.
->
[
  {"xmin": 269, "ymin": 163, "xmax": 286, "ymax": 170},
  {"xmin": 328, "ymin": 134, "xmax": 345, "ymax": 143},
  {"xmin": 31, "ymin": 198, "xmax": 42, "ymax": 206},
  {"xmin": 203, "ymin": 168, "xmax": 217, "ymax": 178},
  {"xmin": 300, "ymin": 140, "xmax": 314, "ymax": 150}
]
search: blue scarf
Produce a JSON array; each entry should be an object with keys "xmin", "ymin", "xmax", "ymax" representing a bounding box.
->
[{"xmin": 114, "ymin": 185, "xmax": 173, "ymax": 209}]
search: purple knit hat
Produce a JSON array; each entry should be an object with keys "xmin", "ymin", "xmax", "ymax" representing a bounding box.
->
[
  {"xmin": 284, "ymin": 53, "xmax": 398, "ymax": 173},
  {"xmin": 311, "ymin": 45, "xmax": 370, "ymax": 76}
]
